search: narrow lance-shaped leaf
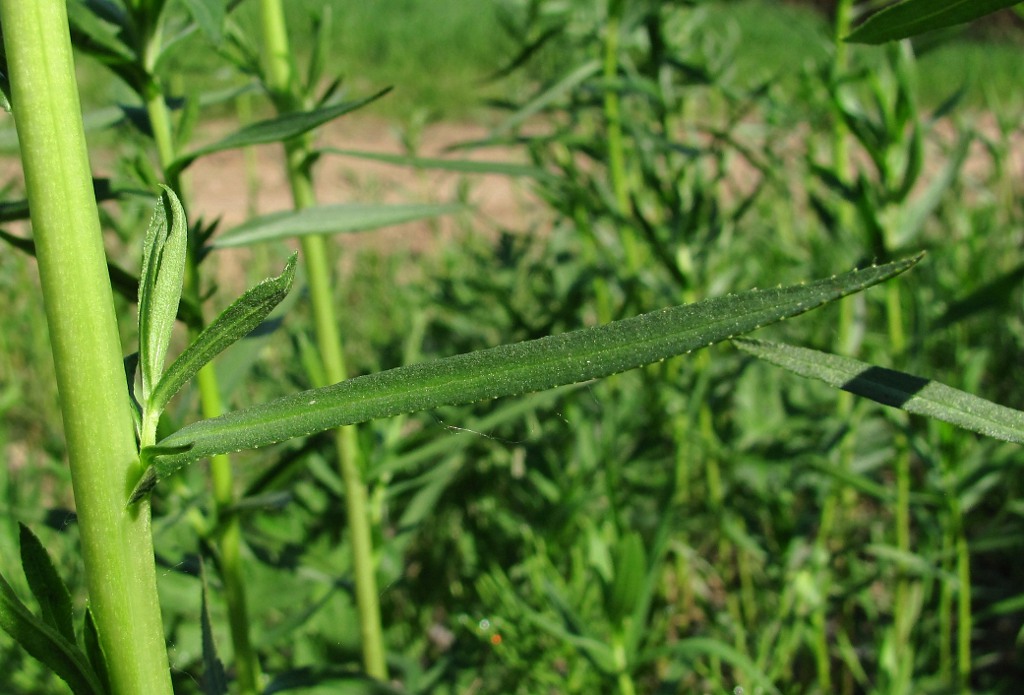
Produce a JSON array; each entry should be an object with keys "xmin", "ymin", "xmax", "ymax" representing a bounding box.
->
[
  {"xmin": 322, "ymin": 148, "xmax": 552, "ymax": 180},
  {"xmin": 846, "ymin": 0, "xmax": 1021, "ymax": 44},
  {"xmin": 0, "ymin": 572, "xmax": 105, "ymax": 695},
  {"xmin": 199, "ymin": 562, "xmax": 228, "ymax": 695},
  {"xmin": 131, "ymin": 255, "xmax": 921, "ymax": 500},
  {"xmin": 148, "ymin": 253, "xmax": 297, "ymax": 415},
  {"xmin": 211, "ymin": 204, "xmax": 465, "ymax": 249},
  {"xmin": 734, "ymin": 338, "xmax": 1024, "ymax": 444},
  {"xmin": 18, "ymin": 524, "xmax": 75, "ymax": 644},
  {"xmin": 138, "ymin": 185, "xmax": 187, "ymax": 401},
  {"xmin": 83, "ymin": 609, "xmax": 111, "ymax": 695},
  {"xmin": 167, "ymin": 88, "xmax": 391, "ymax": 178}
]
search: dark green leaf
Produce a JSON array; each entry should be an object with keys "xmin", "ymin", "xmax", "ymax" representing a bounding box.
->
[
  {"xmin": 211, "ymin": 204, "xmax": 464, "ymax": 248},
  {"xmin": 199, "ymin": 562, "xmax": 228, "ymax": 695},
  {"xmin": 263, "ymin": 667, "xmax": 406, "ymax": 694},
  {"xmin": 168, "ymin": 89, "xmax": 391, "ymax": 177},
  {"xmin": 0, "ymin": 573, "xmax": 104, "ymax": 695},
  {"xmin": 18, "ymin": 524, "xmax": 74, "ymax": 643},
  {"xmin": 148, "ymin": 253, "xmax": 297, "ymax": 414},
  {"xmin": 734, "ymin": 338, "xmax": 1024, "ymax": 444},
  {"xmin": 82, "ymin": 609, "xmax": 111, "ymax": 695},
  {"xmin": 659, "ymin": 638, "xmax": 781, "ymax": 695},
  {"xmin": 846, "ymin": 0, "xmax": 1021, "ymax": 44},
  {"xmin": 604, "ymin": 532, "xmax": 646, "ymax": 623},
  {"xmin": 132, "ymin": 255, "xmax": 921, "ymax": 498},
  {"xmin": 138, "ymin": 186, "xmax": 188, "ymax": 402}
]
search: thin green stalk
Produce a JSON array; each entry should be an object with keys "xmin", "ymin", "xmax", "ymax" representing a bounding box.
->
[
  {"xmin": 893, "ymin": 429, "xmax": 913, "ymax": 692},
  {"xmin": 259, "ymin": 0, "xmax": 387, "ymax": 679},
  {"xmin": 139, "ymin": 32, "xmax": 262, "ymax": 694},
  {"xmin": 0, "ymin": 2, "xmax": 172, "ymax": 692},
  {"xmin": 611, "ymin": 628, "xmax": 637, "ymax": 695},
  {"xmin": 602, "ymin": 0, "xmax": 641, "ymax": 276},
  {"xmin": 816, "ymin": 4, "xmax": 856, "ymax": 688}
]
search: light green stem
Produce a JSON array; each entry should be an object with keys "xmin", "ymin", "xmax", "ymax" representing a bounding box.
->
[
  {"xmin": 140, "ymin": 28, "xmax": 262, "ymax": 694},
  {"xmin": 259, "ymin": 0, "xmax": 387, "ymax": 679},
  {"xmin": 0, "ymin": 2, "xmax": 172, "ymax": 692}
]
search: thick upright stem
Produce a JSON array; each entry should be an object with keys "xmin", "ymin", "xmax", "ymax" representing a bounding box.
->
[
  {"xmin": 0, "ymin": 3, "xmax": 172, "ymax": 693},
  {"xmin": 259, "ymin": 0, "xmax": 387, "ymax": 679}
]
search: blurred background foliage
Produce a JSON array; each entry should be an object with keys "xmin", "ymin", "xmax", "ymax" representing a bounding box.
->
[{"xmin": 2, "ymin": 0, "xmax": 1023, "ymax": 692}]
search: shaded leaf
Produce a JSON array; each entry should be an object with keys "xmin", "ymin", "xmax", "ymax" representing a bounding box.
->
[
  {"xmin": 846, "ymin": 0, "xmax": 1021, "ymax": 44},
  {"xmin": 263, "ymin": 666, "xmax": 405, "ymax": 694},
  {"xmin": 132, "ymin": 255, "xmax": 921, "ymax": 499},
  {"xmin": 82, "ymin": 609, "xmax": 111, "ymax": 695},
  {"xmin": 734, "ymin": 338, "xmax": 1024, "ymax": 444},
  {"xmin": 199, "ymin": 562, "xmax": 228, "ymax": 695},
  {"xmin": 0, "ymin": 572, "xmax": 104, "ymax": 695},
  {"xmin": 18, "ymin": 524, "xmax": 74, "ymax": 644}
]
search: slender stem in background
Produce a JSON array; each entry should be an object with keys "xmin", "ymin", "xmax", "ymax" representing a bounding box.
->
[
  {"xmin": 814, "ymin": 2, "xmax": 857, "ymax": 689},
  {"xmin": 0, "ymin": 2, "xmax": 172, "ymax": 693},
  {"xmin": 258, "ymin": 0, "xmax": 388, "ymax": 679},
  {"xmin": 602, "ymin": 0, "xmax": 641, "ymax": 277},
  {"xmin": 140, "ymin": 30, "xmax": 263, "ymax": 695}
]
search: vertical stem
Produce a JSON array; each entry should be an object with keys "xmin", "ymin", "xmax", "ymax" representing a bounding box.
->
[
  {"xmin": 602, "ymin": 0, "xmax": 641, "ymax": 275},
  {"xmin": 141, "ymin": 35, "xmax": 262, "ymax": 695},
  {"xmin": 0, "ymin": 3, "xmax": 172, "ymax": 693},
  {"xmin": 258, "ymin": 0, "xmax": 387, "ymax": 679},
  {"xmin": 815, "ymin": 4, "xmax": 856, "ymax": 689}
]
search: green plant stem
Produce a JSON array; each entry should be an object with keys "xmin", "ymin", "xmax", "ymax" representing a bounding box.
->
[
  {"xmin": 602, "ymin": 0, "xmax": 641, "ymax": 276},
  {"xmin": 140, "ymin": 35, "xmax": 262, "ymax": 695},
  {"xmin": 0, "ymin": 2, "xmax": 172, "ymax": 693},
  {"xmin": 258, "ymin": 0, "xmax": 387, "ymax": 679},
  {"xmin": 611, "ymin": 628, "xmax": 637, "ymax": 695}
]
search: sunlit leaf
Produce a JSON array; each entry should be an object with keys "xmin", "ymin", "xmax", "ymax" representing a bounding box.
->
[
  {"xmin": 211, "ymin": 204, "xmax": 464, "ymax": 249},
  {"xmin": 168, "ymin": 89, "xmax": 391, "ymax": 177},
  {"xmin": 734, "ymin": 338, "xmax": 1024, "ymax": 444},
  {"xmin": 131, "ymin": 255, "xmax": 921, "ymax": 500},
  {"xmin": 148, "ymin": 253, "xmax": 297, "ymax": 414},
  {"xmin": 138, "ymin": 186, "xmax": 187, "ymax": 402}
]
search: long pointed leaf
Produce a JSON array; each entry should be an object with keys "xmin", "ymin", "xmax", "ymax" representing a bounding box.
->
[
  {"xmin": 138, "ymin": 186, "xmax": 187, "ymax": 401},
  {"xmin": 131, "ymin": 255, "xmax": 920, "ymax": 500},
  {"xmin": 168, "ymin": 88, "xmax": 391, "ymax": 177},
  {"xmin": 148, "ymin": 253, "xmax": 297, "ymax": 414},
  {"xmin": 0, "ymin": 573, "xmax": 104, "ymax": 695},
  {"xmin": 322, "ymin": 148, "xmax": 552, "ymax": 180},
  {"xmin": 199, "ymin": 562, "xmax": 228, "ymax": 695},
  {"xmin": 846, "ymin": 0, "xmax": 1020, "ymax": 44},
  {"xmin": 18, "ymin": 524, "xmax": 75, "ymax": 644},
  {"xmin": 82, "ymin": 609, "xmax": 111, "ymax": 695},
  {"xmin": 734, "ymin": 338, "xmax": 1024, "ymax": 444},
  {"xmin": 210, "ymin": 203, "xmax": 464, "ymax": 249}
]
